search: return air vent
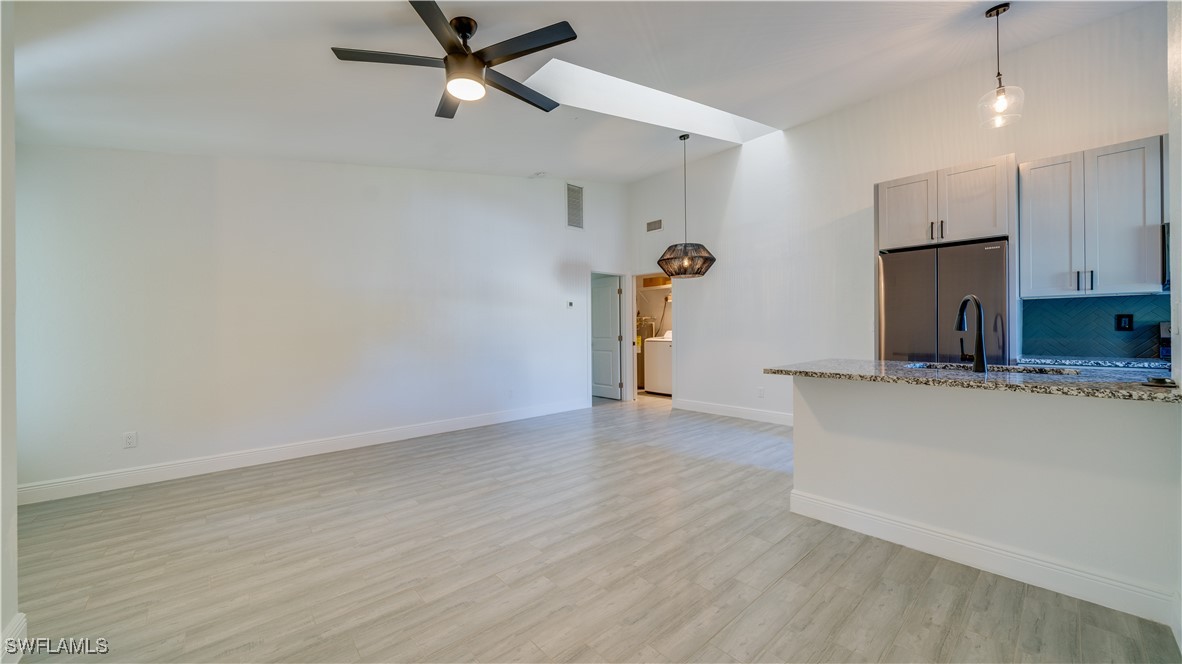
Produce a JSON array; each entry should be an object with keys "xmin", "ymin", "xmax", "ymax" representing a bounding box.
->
[
  {"xmin": 566, "ymin": 184, "xmax": 584, "ymax": 229},
  {"xmin": 646, "ymin": 219, "xmax": 663, "ymax": 232}
]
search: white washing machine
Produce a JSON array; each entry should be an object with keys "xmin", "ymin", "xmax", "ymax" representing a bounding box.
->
[{"xmin": 643, "ymin": 333, "xmax": 672, "ymax": 395}]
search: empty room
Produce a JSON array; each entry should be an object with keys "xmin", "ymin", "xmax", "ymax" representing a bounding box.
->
[{"xmin": 2, "ymin": 1, "xmax": 1182, "ymax": 663}]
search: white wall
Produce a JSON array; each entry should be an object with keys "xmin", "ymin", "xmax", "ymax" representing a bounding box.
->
[
  {"xmin": 15, "ymin": 145, "xmax": 629, "ymax": 499},
  {"xmin": 629, "ymin": 4, "xmax": 1169, "ymax": 422},
  {"xmin": 0, "ymin": 0, "xmax": 26, "ymax": 657}
]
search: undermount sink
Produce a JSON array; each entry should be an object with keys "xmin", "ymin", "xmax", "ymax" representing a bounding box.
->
[{"xmin": 903, "ymin": 362, "xmax": 1080, "ymax": 375}]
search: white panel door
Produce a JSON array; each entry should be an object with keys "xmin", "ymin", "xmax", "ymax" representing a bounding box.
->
[
  {"xmin": 939, "ymin": 156, "xmax": 1010, "ymax": 243},
  {"xmin": 877, "ymin": 171, "xmax": 937, "ymax": 250},
  {"xmin": 1084, "ymin": 136, "xmax": 1163, "ymax": 295},
  {"xmin": 1019, "ymin": 153, "xmax": 1085, "ymax": 297},
  {"xmin": 590, "ymin": 275, "xmax": 622, "ymax": 399}
]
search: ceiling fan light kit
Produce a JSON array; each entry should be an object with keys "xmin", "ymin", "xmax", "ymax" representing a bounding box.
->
[
  {"xmin": 444, "ymin": 53, "xmax": 486, "ymax": 101},
  {"xmin": 658, "ymin": 134, "xmax": 716, "ymax": 279},
  {"xmin": 331, "ymin": 0, "xmax": 576, "ymax": 119},
  {"xmin": 978, "ymin": 3, "xmax": 1024, "ymax": 128}
]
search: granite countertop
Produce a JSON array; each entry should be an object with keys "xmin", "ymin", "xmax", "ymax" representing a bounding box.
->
[
  {"xmin": 763, "ymin": 359, "xmax": 1182, "ymax": 403},
  {"xmin": 1019, "ymin": 355, "xmax": 1171, "ymax": 370}
]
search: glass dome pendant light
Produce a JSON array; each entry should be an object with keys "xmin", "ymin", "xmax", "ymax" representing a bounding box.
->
[
  {"xmin": 977, "ymin": 3, "xmax": 1024, "ymax": 129},
  {"xmin": 657, "ymin": 134, "xmax": 717, "ymax": 279}
]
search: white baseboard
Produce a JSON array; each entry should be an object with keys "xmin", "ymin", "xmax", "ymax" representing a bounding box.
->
[
  {"xmin": 1174, "ymin": 594, "xmax": 1182, "ymax": 656},
  {"xmin": 18, "ymin": 399, "xmax": 587, "ymax": 505},
  {"xmin": 2, "ymin": 613, "xmax": 27, "ymax": 664},
  {"xmin": 791, "ymin": 490, "xmax": 1177, "ymax": 628},
  {"xmin": 673, "ymin": 398, "xmax": 793, "ymax": 426}
]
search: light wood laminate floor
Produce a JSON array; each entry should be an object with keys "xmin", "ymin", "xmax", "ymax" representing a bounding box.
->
[{"xmin": 19, "ymin": 396, "xmax": 1181, "ymax": 663}]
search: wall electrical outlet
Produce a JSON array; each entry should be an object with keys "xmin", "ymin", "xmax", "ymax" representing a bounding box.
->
[
  {"xmin": 757, "ymin": 387, "xmax": 765, "ymax": 398},
  {"xmin": 1115, "ymin": 314, "xmax": 1134, "ymax": 331},
  {"xmin": 122, "ymin": 431, "xmax": 138, "ymax": 449}
]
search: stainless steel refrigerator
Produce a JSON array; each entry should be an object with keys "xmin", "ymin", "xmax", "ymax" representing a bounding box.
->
[{"xmin": 878, "ymin": 239, "xmax": 1008, "ymax": 364}]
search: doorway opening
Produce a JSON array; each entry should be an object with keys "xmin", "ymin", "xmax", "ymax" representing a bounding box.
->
[
  {"xmin": 635, "ymin": 273, "xmax": 672, "ymax": 397},
  {"xmin": 590, "ymin": 273, "xmax": 624, "ymax": 400}
]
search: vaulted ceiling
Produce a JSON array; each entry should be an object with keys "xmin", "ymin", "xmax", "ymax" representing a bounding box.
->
[{"xmin": 14, "ymin": 1, "xmax": 1144, "ymax": 183}]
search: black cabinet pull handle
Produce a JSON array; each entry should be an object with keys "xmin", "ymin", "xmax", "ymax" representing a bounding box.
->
[
  {"xmin": 939, "ymin": 220, "xmax": 945, "ymax": 239},
  {"xmin": 1076, "ymin": 271, "xmax": 1082, "ymax": 291},
  {"xmin": 929, "ymin": 222, "xmax": 935, "ymax": 240},
  {"xmin": 1090, "ymin": 270, "xmax": 1096, "ymax": 290}
]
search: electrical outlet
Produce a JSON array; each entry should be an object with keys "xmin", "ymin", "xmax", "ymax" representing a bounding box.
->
[
  {"xmin": 122, "ymin": 431, "xmax": 138, "ymax": 449},
  {"xmin": 757, "ymin": 387, "xmax": 765, "ymax": 398},
  {"xmin": 1115, "ymin": 314, "xmax": 1134, "ymax": 331}
]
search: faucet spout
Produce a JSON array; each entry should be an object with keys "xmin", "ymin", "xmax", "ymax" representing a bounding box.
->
[{"xmin": 955, "ymin": 294, "xmax": 987, "ymax": 373}]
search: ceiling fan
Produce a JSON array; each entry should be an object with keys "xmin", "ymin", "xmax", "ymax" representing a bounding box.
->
[{"xmin": 331, "ymin": 1, "xmax": 577, "ymax": 119}]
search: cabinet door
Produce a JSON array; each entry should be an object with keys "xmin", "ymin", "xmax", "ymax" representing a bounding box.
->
[
  {"xmin": 877, "ymin": 171, "xmax": 937, "ymax": 250},
  {"xmin": 938, "ymin": 155, "xmax": 1010, "ymax": 243},
  {"xmin": 1084, "ymin": 136, "xmax": 1163, "ymax": 295},
  {"xmin": 1019, "ymin": 153, "xmax": 1085, "ymax": 297}
]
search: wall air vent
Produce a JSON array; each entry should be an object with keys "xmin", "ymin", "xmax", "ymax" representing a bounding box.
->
[
  {"xmin": 566, "ymin": 184, "xmax": 584, "ymax": 229},
  {"xmin": 646, "ymin": 219, "xmax": 663, "ymax": 232}
]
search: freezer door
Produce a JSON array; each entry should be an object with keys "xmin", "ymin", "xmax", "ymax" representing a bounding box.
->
[
  {"xmin": 937, "ymin": 241, "xmax": 1008, "ymax": 365},
  {"xmin": 879, "ymin": 249, "xmax": 937, "ymax": 362}
]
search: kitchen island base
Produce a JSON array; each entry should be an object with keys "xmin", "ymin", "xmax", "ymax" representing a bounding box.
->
[{"xmin": 791, "ymin": 376, "xmax": 1181, "ymax": 635}]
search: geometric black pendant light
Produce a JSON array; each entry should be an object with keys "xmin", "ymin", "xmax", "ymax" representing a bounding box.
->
[{"xmin": 658, "ymin": 134, "xmax": 717, "ymax": 278}]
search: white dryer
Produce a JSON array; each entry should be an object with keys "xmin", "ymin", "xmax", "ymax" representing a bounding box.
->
[{"xmin": 643, "ymin": 333, "xmax": 672, "ymax": 395}]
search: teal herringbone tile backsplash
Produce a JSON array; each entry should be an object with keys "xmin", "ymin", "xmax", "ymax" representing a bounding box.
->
[{"xmin": 1022, "ymin": 294, "xmax": 1169, "ymax": 358}]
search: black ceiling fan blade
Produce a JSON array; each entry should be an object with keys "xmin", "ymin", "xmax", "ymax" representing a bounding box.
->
[
  {"xmin": 331, "ymin": 47, "xmax": 444, "ymax": 68},
  {"xmin": 410, "ymin": 0, "xmax": 466, "ymax": 55},
  {"xmin": 435, "ymin": 91, "xmax": 460, "ymax": 119},
  {"xmin": 485, "ymin": 68, "xmax": 558, "ymax": 112},
  {"xmin": 474, "ymin": 21, "xmax": 576, "ymax": 67}
]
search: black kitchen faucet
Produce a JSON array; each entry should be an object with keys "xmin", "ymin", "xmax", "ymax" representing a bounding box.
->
[{"xmin": 955, "ymin": 294, "xmax": 987, "ymax": 373}]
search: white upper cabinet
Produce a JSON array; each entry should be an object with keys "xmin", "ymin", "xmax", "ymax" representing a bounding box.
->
[
  {"xmin": 1084, "ymin": 137, "xmax": 1163, "ymax": 295},
  {"xmin": 1019, "ymin": 153, "xmax": 1085, "ymax": 297},
  {"xmin": 1019, "ymin": 136, "xmax": 1163, "ymax": 298},
  {"xmin": 939, "ymin": 156, "xmax": 1011, "ymax": 242},
  {"xmin": 876, "ymin": 156, "xmax": 1014, "ymax": 251},
  {"xmin": 877, "ymin": 171, "xmax": 937, "ymax": 250}
]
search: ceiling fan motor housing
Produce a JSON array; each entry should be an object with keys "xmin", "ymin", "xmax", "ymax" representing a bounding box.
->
[{"xmin": 445, "ymin": 53, "xmax": 486, "ymax": 83}]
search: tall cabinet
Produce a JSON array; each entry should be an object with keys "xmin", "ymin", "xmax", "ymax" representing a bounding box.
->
[
  {"xmin": 1019, "ymin": 136, "xmax": 1164, "ymax": 297},
  {"xmin": 875, "ymin": 155, "xmax": 1018, "ymax": 363}
]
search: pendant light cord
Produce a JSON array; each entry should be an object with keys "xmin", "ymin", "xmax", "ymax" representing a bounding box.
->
[
  {"xmin": 994, "ymin": 12, "xmax": 1003, "ymax": 88},
  {"xmin": 681, "ymin": 133, "xmax": 689, "ymax": 244}
]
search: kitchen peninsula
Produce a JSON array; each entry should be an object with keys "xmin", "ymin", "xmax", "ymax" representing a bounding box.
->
[{"xmin": 765, "ymin": 359, "xmax": 1182, "ymax": 634}]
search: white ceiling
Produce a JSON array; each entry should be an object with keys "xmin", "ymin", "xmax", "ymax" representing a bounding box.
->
[{"xmin": 13, "ymin": 1, "xmax": 1144, "ymax": 183}]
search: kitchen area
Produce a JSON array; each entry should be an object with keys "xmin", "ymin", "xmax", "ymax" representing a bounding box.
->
[{"xmin": 766, "ymin": 135, "xmax": 1182, "ymax": 640}]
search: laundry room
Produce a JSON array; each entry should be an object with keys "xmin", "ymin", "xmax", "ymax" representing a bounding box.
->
[{"xmin": 635, "ymin": 273, "xmax": 673, "ymax": 396}]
